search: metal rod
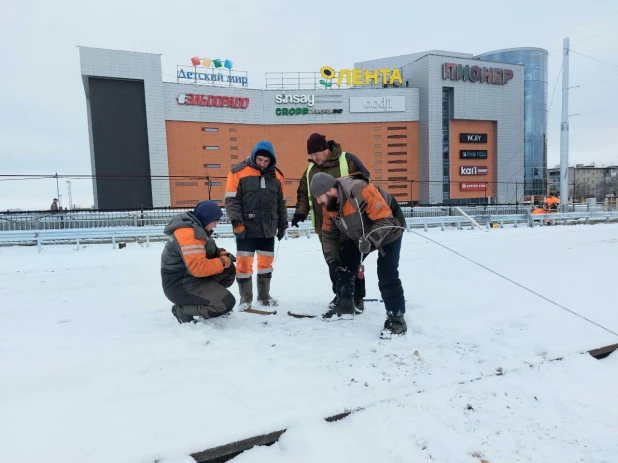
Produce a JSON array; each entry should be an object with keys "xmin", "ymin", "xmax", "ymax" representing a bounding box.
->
[{"xmin": 560, "ymin": 37, "xmax": 570, "ymax": 212}]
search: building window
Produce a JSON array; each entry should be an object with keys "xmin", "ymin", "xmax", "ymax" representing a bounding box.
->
[
  {"xmin": 204, "ymin": 163, "xmax": 220, "ymax": 168},
  {"xmin": 202, "ymin": 127, "xmax": 218, "ymax": 132},
  {"xmin": 375, "ymin": 160, "xmax": 382, "ymax": 165},
  {"xmin": 230, "ymin": 146, "xmax": 238, "ymax": 150},
  {"xmin": 285, "ymin": 181, "xmax": 293, "ymax": 185},
  {"xmin": 388, "ymin": 143, "xmax": 407, "ymax": 147},
  {"xmin": 175, "ymin": 181, "xmax": 198, "ymax": 187},
  {"xmin": 388, "ymin": 168, "xmax": 407, "ymax": 173},
  {"xmin": 374, "ymin": 135, "xmax": 382, "ymax": 139},
  {"xmin": 229, "ymin": 128, "xmax": 237, "ymax": 132},
  {"xmin": 388, "ymin": 185, "xmax": 408, "ymax": 189},
  {"xmin": 442, "ymin": 87, "xmax": 454, "ymax": 201},
  {"xmin": 203, "ymin": 146, "xmax": 219, "ymax": 150},
  {"xmin": 375, "ymin": 152, "xmax": 382, "ymax": 156},
  {"xmin": 375, "ymin": 169, "xmax": 382, "ymax": 173},
  {"xmin": 387, "ymin": 126, "xmax": 406, "ymax": 130},
  {"xmin": 387, "ymin": 160, "xmax": 407, "ymax": 164},
  {"xmin": 230, "ymin": 137, "xmax": 237, "ymax": 141},
  {"xmin": 177, "ymin": 200, "xmax": 198, "ymax": 205},
  {"xmin": 387, "ymin": 135, "xmax": 406, "ymax": 139},
  {"xmin": 375, "ymin": 144, "xmax": 382, "ymax": 148},
  {"xmin": 388, "ymin": 177, "xmax": 407, "ymax": 181},
  {"xmin": 205, "ymin": 181, "xmax": 222, "ymax": 186},
  {"xmin": 388, "ymin": 152, "xmax": 406, "ymax": 156},
  {"xmin": 231, "ymin": 155, "xmax": 238, "ymax": 159},
  {"xmin": 374, "ymin": 127, "xmax": 382, "ymax": 131}
]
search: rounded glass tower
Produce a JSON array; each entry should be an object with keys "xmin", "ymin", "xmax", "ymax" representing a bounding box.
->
[{"xmin": 475, "ymin": 48, "xmax": 548, "ymax": 197}]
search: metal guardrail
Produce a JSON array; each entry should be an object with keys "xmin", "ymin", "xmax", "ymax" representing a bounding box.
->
[
  {"xmin": 2, "ymin": 212, "xmax": 617, "ymax": 251},
  {"xmin": 1, "ymin": 204, "xmax": 610, "ymax": 231}
]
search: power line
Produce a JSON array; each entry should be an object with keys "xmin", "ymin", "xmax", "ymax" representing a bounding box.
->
[
  {"xmin": 571, "ymin": 24, "xmax": 618, "ymax": 45},
  {"xmin": 570, "ymin": 78, "xmax": 618, "ymax": 88},
  {"xmin": 570, "ymin": 49, "xmax": 618, "ymax": 68}
]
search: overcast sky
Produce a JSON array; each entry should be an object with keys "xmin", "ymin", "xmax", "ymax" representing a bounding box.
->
[{"xmin": 1, "ymin": 0, "xmax": 617, "ymax": 210}]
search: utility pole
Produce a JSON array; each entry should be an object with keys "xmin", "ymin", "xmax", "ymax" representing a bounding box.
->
[
  {"xmin": 66, "ymin": 180, "xmax": 73, "ymax": 210},
  {"xmin": 560, "ymin": 37, "xmax": 570, "ymax": 212}
]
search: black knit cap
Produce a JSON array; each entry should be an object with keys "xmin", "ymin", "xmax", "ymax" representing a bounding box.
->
[{"xmin": 307, "ymin": 133, "xmax": 328, "ymax": 155}]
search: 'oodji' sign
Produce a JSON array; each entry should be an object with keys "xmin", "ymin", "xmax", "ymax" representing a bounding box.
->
[
  {"xmin": 460, "ymin": 182, "xmax": 487, "ymax": 191},
  {"xmin": 460, "ymin": 166, "xmax": 488, "ymax": 176},
  {"xmin": 177, "ymin": 93, "xmax": 250, "ymax": 109}
]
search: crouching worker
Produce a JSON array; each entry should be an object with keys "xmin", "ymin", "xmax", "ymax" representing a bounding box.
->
[
  {"xmin": 161, "ymin": 200, "xmax": 236, "ymax": 323},
  {"xmin": 310, "ymin": 172, "xmax": 408, "ymax": 339}
]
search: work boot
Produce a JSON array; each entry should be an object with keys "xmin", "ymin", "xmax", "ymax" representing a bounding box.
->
[
  {"xmin": 380, "ymin": 314, "xmax": 407, "ymax": 339},
  {"xmin": 257, "ymin": 274, "xmax": 278, "ymax": 306},
  {"xmin": 354, "ymin": 296, "xmax": 365, "ymax": 315},
  {"xmin": 171, "ymin": 304, "xmax": 197, "ymax": 324},
  {"xmin": 237, "ymin": 278, "xmax": 252, "ymax": 311},
  {"xmin": 322, "ymin": 297, "xmax": 355, "ymax": 320},
  {"xmin": 328, "ymin": 295, "xmax": 339, "ymax": 310}
]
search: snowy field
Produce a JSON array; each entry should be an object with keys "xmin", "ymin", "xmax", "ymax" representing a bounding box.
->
[{"xmin": 1, "ymin": 223, "xmax": 618, "ymax": 463}]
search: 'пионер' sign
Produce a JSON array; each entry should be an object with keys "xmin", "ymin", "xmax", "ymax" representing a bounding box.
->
[
  {"xmin": 443, "ymin": 63, "xmax": 513, "ymax": 85},
  {"xmin": 460, "ymin": 182, "xmax": 487, "ymax": 191},
  {"xmin": 460, "ymin": 166, "xmax": 488, "ymax": 176},
  {"xmin": 177, "ymin": 93, "xmax": 249, "ymax": 109}
]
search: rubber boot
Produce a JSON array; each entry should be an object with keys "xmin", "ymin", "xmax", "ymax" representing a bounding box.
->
[
  {"xmin": 171, "ymin": 304, "xmax": 197, "ymax": 324},
  {"xmin": 380, "ymin": 314, "xmax": 407, "ymax": 339},
  {"xmin": 257, "ymin": 274, "xmax": 278, "ymax": 306},
  {"xmin": 237, "ymin": 278, "xmax": 252, "ymax": 311}
]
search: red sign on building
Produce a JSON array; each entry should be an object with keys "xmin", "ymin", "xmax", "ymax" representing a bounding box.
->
[
  {"xmin": 460, "ymin": 182, "xmax": 487, "ymax": 191},
  {"xmin": 177, "ymin": 93, "xmax": 249, "ymax": 109}
]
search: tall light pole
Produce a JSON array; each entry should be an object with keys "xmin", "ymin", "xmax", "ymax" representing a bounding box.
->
[
  {"xmin": 560, "ymin": 37, "xmax": 570, "ymax": 211},
  {"xmin": 66, "ymin": 180, "xmax": 73, "ymax": 210}
]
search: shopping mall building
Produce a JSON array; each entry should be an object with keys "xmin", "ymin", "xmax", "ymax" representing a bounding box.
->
[{"xmin": 78, "ymin": 46, "xmax": 547, "ymax": 209}]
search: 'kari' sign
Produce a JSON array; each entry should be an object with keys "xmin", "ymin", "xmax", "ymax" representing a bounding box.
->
[{"xmin": 460, "ymin": 166, "xmax": 488, "ymax": 176}]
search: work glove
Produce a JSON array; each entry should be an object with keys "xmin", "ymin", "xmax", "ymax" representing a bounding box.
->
[
  {"xmin": 277, "ymin": 229, "xmax": 286, "ymax": 241},
  {"xmin": 233, "ymin": 224, "xmax": 246, "ymax": 240},
  {"xmin": 291, "ymin": 213, "xmax": 307, "ymax": 228},
  {"xmin": 219, "ymin": 250, "xmax": 236, "ymax": 263},
  {"xmin": 219, "ymin": 255, "xmax": 233, "ymax": 268},
  {"xmin": 358, "ymin": 237, "xmax": 371, "ymax": 254}
]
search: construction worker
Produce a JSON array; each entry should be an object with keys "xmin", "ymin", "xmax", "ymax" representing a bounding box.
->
[
  {"xmin": 544, "ymin": 193, "xmax": 560, "ymax": 212},
  {"xmin": 161, "ymin": 200, "xmax": 237, "ymax": 323},
  {"xmin": 225, "ymin": 141, "xmax": 287, "ymax": 311},
  {"xmin": 292, "ymin": 133, "xmax": 371, "ymax": 314},
  {"xmin": 309, "ymin": 172, "xmax": 407, "ymax": 338}
]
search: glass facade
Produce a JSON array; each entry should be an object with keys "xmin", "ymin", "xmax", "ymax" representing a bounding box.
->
[{"xmin": 475, "ymin": 48, "xmax": 548, "ymax": 197}]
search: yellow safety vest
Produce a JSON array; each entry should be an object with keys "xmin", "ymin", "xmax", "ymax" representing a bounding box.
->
[{"xmin": 306, "ymin": 152, "xmax": 349, "ymax": 226}]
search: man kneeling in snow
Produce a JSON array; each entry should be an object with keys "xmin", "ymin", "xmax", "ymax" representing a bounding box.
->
[
  {"xmin": 161, "ymin": 200, "xmax": 237, "ymax": 323},
  {"xmin": 310, "ymin": 172, "xmax": 408, "ymax": 338}
]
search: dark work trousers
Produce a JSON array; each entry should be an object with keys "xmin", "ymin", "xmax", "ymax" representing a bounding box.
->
[
  {"xmin": 324, "ymin": 240, "xmax": 366, "ymax": 299},
  {"xmin": 339, "ymin": 236, "xmax": 405, "ymax": 315},
  {"xmin": 164, "ymin": 265, "xmax": 237, "ymax": 318}
]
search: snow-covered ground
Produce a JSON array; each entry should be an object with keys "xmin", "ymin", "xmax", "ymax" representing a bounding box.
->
[{"xmin": 1, "ymin": 223, "xmax": 617, "ymax": 463}]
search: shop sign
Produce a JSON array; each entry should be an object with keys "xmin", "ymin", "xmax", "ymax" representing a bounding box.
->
[
  {"xmin": 443, "ymin": 63, "xmax": 513, "ymax": 85},
  {"xmin": 177, "ymin": 93, "xmax": 250, "ymax": 109},
  {"xmin": 460, "ymin": 133, "xmax": 487, "ymax": 143},
  {"xmin": 460, "ymin": 166, "xmax": 488, "ymax": 176},
  {"xmin": 319, "ymin": 66, "xmax": 403, "ymax": 87},
  {"xmin": 460, "ymin": 182, "xmax": 487, "ymax": 191},
  {"xmin": 275, "ymin": 94, "xmax": 315, "ymax": 107},
  {"xmin": 349, "ymin": 96, "xmax": 405, "ymax": 113},
  {"xmin": 460, "ymin": 150, "xmax": 488, "ymax": 159},
  {"xmin": 275, "ymin": 108, "xmax": 343, "ymax": 116},
  {"xmin": 177, "ymin": 68, "xmax": 248, "ymax": 86}
]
